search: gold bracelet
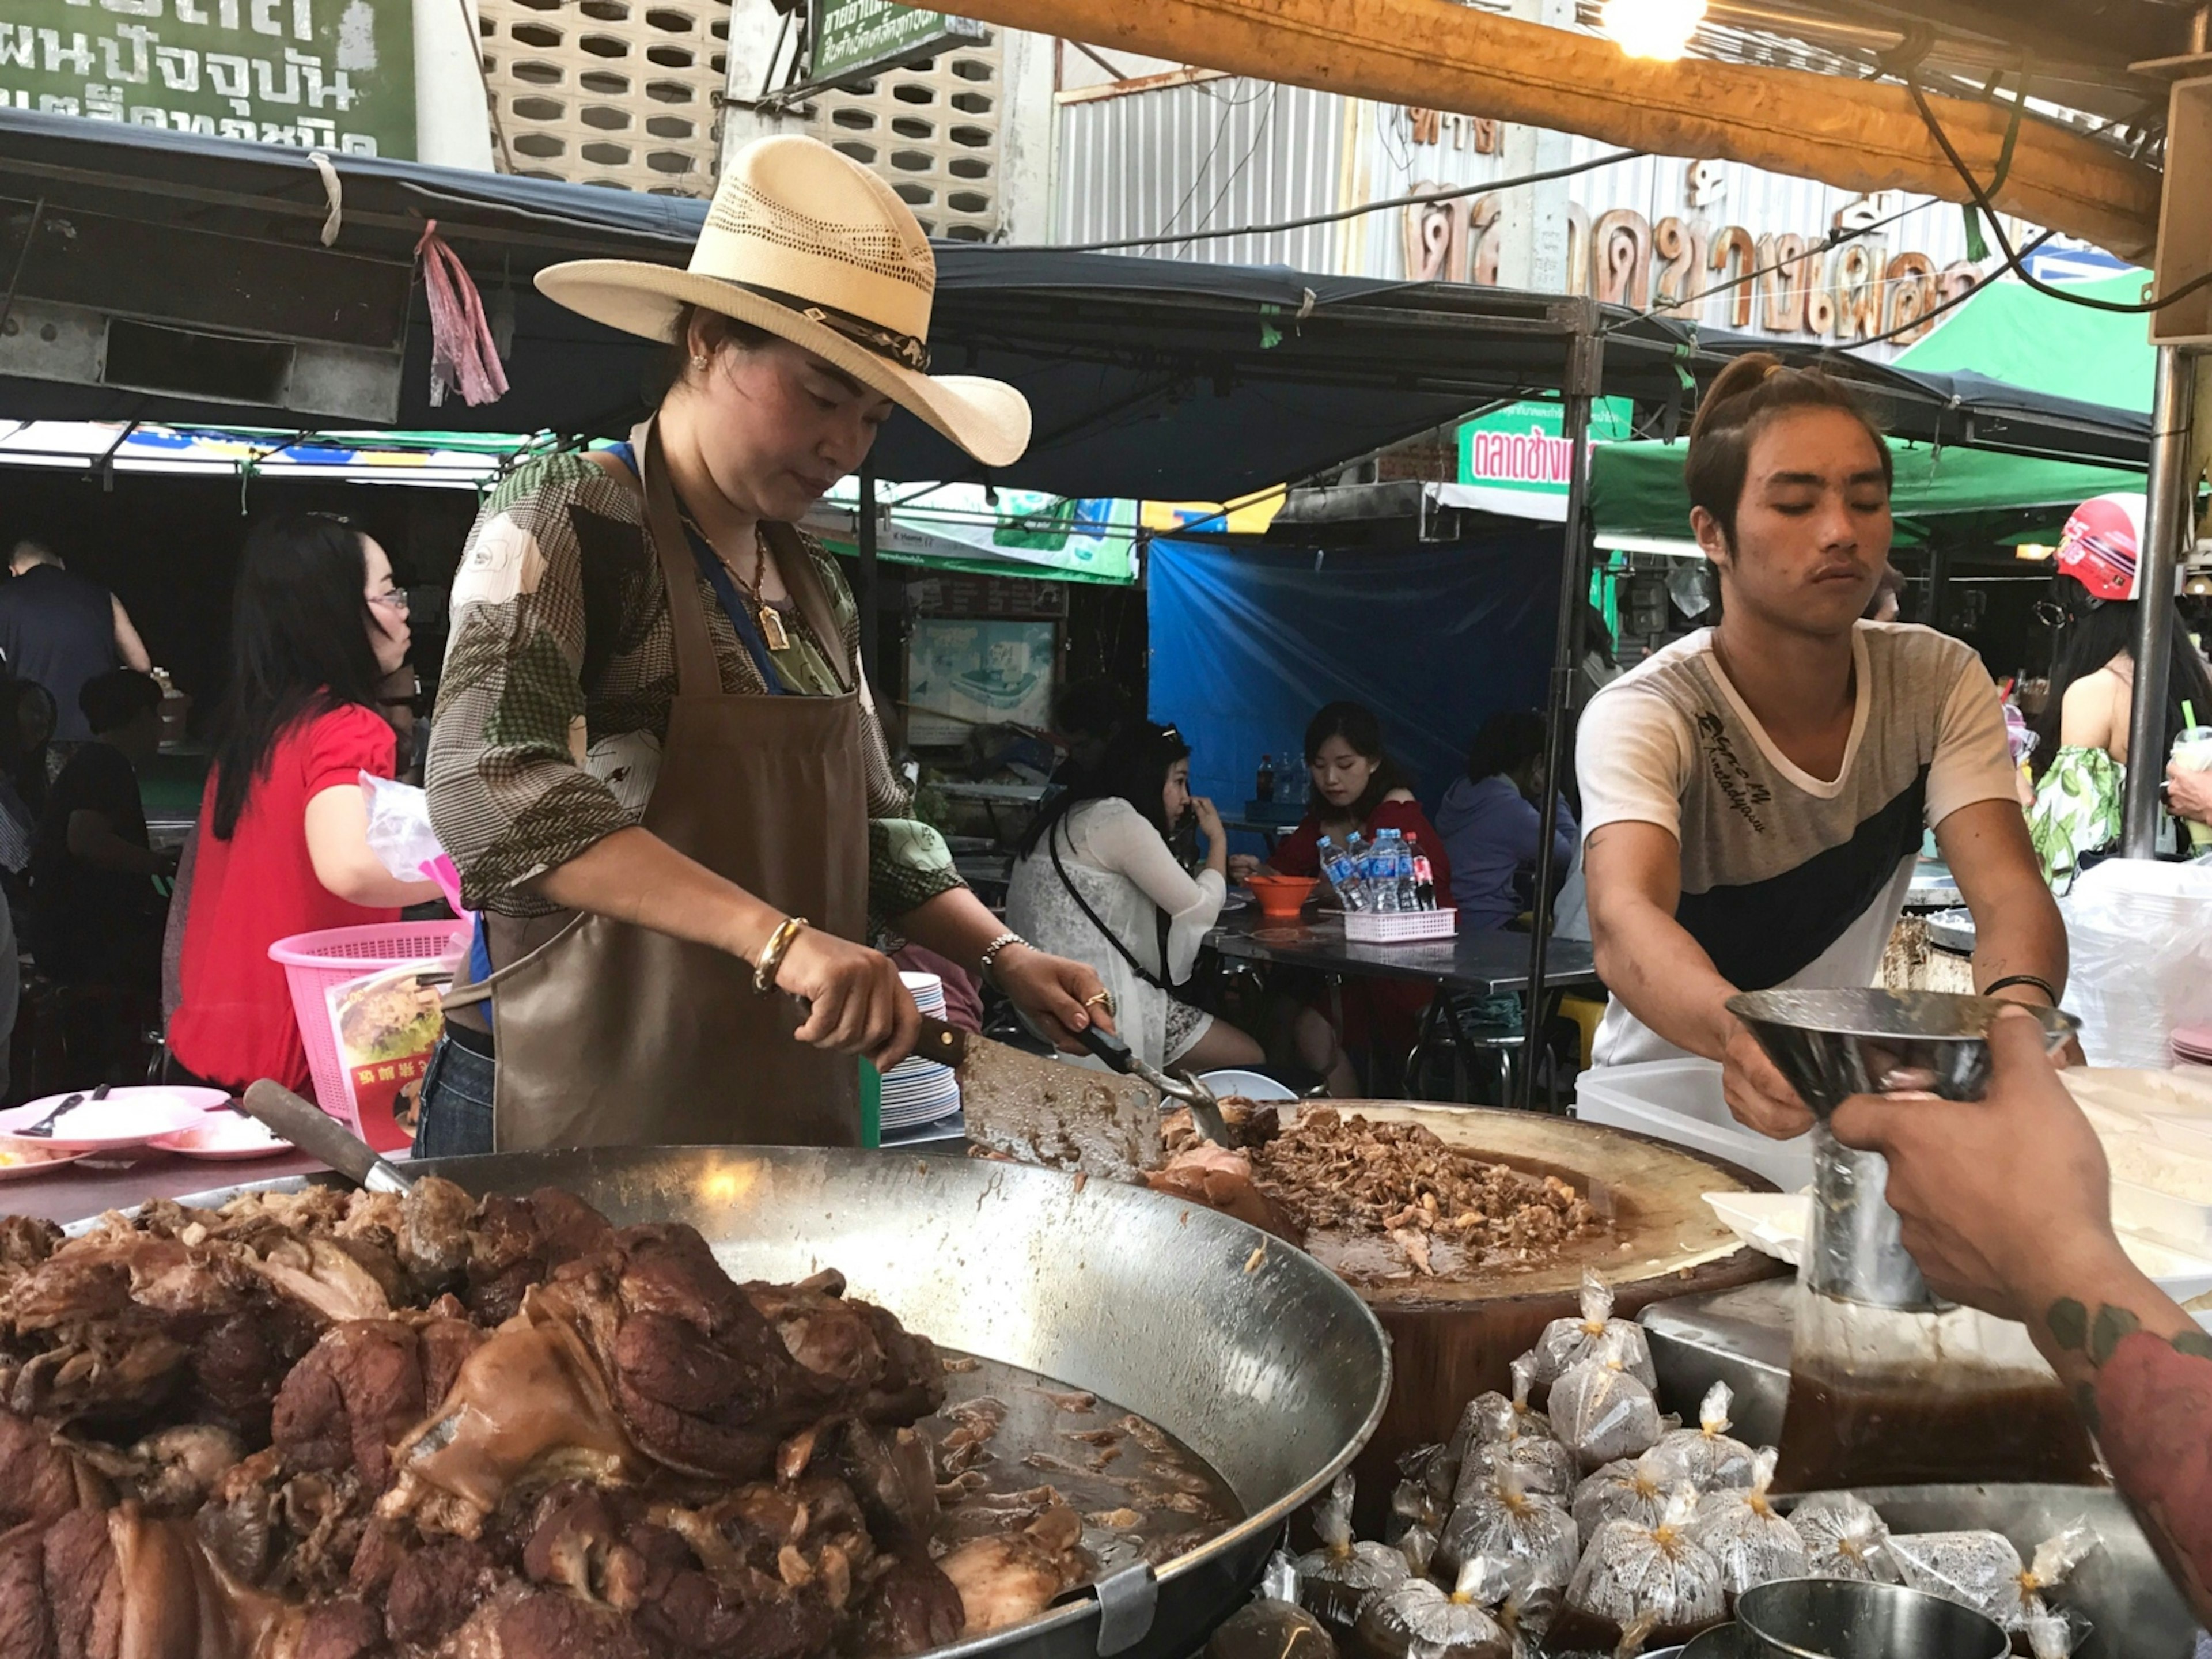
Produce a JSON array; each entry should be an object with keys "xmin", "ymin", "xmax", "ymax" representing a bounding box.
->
[{"xmin": 753, "ymin": 915, "xmax": 809, "ymax": 995}]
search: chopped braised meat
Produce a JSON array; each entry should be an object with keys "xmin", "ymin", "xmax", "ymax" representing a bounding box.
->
[
  {"xmin": 272, "ymin": 1323, "xmax": 429, "ymax": 1492},
  {"xmin": 1143, "ymin": 1147, "xmax": 1305, "ymax": 1245},
  {"xmin": 1248, "ymin": 1109, "xmax": 1597, "ymax": 1276},
  {"xmin": 0, "ymin": 1408, "xmax": 110, "ymax": 1527},
  {"xmin": 935, "ymin": 1504, "xmax": 1089, "ymax": 1636},
  {"xmin": 742, "ymin": 1272, "xmax": 945, "ymax": 1426},
  {"xmin": 295, "ymin": 1596, "xmax": 388, "ymax": 1659},
  {"xmin": 0, "ymin": 1180, "xmax": 1183, "ymax": 1659},
  {"xmin": 464, "ymin": 1191, "xmax": 616, "ymax": 1325},
  {"xmin": 385, "ymin": 1535, "xmax": 504, "ymax": 1646},
  {"xmin": 850, "ymin": 1555, "xmax": 965, "ymax": 1657}
]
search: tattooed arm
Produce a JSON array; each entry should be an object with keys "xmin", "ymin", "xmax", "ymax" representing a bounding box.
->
[{"xmin": 1831, "ymin": 1009, "xmax": 2212, "ymax": 1624}]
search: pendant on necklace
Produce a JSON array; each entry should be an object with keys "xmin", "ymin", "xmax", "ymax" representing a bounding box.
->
[{"xmin": 757, "ymin": 603, "xmax": 791, "ymax": 652}]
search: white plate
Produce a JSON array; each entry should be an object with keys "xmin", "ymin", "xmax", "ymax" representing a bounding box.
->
[
  {"xmin": 0, "ymin": 1086, "xmax": 229, "ymax": 1151},
  {"xmin": 0, "ymin": 1145, "xmax": 90, "ymax": 1180},
  {"xmin": 1196, "ymin": 1067, "xmax": 1298, "ymax": 1103},
  {"xmin": 149, "ymin": 1111, "xmax": 295, "ymax": 1161}
]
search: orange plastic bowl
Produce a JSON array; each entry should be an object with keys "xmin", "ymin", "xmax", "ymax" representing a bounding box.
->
[{"xmin": 1244, "ymin": 874, "xmax": 1319, "ymax": 918}]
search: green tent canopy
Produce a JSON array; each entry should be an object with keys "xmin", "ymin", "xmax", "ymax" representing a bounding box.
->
[
  {"xmin": 1591, "ymin": 435, "xmax": 2144, "ymax": 555},
  {"xmin": 1892, "ymin": 272, "xmax": 2154, "ymax": 415}
]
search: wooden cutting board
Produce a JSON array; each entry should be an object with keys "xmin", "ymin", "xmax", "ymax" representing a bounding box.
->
[{"xmin": 1296, "ymin": 1102, "xmax": 1789, "ymax": 1533}]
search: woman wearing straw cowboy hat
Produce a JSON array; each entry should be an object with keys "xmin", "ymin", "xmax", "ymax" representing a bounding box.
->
[{"xmin": 417, "ymin": 136, "xmax": 1113, "ymax": 1154}]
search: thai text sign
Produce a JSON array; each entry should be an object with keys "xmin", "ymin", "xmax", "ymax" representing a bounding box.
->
[
  {"xmin": 810, "ymin": 0, "xmax": 982, "ymax": 88},
  {"xmin": 1457, "ymin": 396, "xmax": 1634, "ymax": 511},
  {"xmin": 1, "ymin": 0, "xmax": 415, "ymax": 158}
]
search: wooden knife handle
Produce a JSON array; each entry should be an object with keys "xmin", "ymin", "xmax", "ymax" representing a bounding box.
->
[{"xmin": 913, "ymin": 1015, "xmax": 967, "ymax": 1067}]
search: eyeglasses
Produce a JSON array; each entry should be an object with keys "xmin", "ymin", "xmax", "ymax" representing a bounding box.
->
[{"xmin": 368, "ymin": 589, "xmax": 411, "ymax": 615}]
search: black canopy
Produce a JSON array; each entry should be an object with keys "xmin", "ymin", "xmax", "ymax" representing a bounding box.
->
[{"xmin": 0, "ymin": 109, "xmax": 2156, "ymax": 497}]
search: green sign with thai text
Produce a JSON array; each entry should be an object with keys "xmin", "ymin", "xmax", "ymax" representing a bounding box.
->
[
  {"xmin": 0, "ymin": 0, "xmax": 415, "ymax": 158},
  {"xmin": 809, "ymin": 0, "xmax": 982, "ymax": 88}
]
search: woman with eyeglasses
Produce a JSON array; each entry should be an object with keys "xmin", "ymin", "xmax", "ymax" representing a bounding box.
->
[
  {"xmin": 2025, "ymin": 493, "xmax": 2212, "ymax": 886},
  {"xmin": 169, "ymin": 514, "xmax": 442, "ymax": 1095},
  {"xmin": 1006, "ymin": 721, "xmax": 1264, "ymax": 1075}
]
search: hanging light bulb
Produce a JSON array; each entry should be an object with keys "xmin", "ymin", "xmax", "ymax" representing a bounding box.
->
[{"xmin": 1600, "ymin": 0, "xmax": 1708, "ymax": 59}]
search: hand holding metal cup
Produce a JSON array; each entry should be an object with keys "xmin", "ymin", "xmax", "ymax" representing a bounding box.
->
[{"xmin": 1724, "ymin": 990, "xmax": 2079, "ymax": 1310}]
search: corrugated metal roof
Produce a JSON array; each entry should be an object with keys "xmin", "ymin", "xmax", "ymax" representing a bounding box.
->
[{"xmin": 1056, "ymin": 79, "xmax": 1345, "ymax": 271}]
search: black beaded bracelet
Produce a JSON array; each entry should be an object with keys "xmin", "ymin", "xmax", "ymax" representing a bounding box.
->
[{"xmin": 1983, "ymin": 973, "xmax": 2060, "ymax": 1006}]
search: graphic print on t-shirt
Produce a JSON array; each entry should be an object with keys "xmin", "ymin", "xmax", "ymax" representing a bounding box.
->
[
  {"xmin": 1575, "ymin": 623, "xmax": 2021, "ymax": 1068},
  {"xmin": 1696, "ymin": 710, "xmax": 1774, "ymax": 833}
]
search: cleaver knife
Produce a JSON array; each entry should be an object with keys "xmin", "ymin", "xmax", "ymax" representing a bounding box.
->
[{"xmin": 912, "ymin": 1016, "xmax": 1164, "ymax": 1180}]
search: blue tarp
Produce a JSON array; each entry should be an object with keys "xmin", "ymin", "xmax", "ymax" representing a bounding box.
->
[{"xmin": 1145, "ymin": 537, "xmax": 1562, "ymax": 827}]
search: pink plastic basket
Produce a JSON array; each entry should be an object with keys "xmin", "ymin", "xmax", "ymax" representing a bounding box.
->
[{"xmin": 270, "ymin": 922, "xmax": 471, "ymax": 1136}]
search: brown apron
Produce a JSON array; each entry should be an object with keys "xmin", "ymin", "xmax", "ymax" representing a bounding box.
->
[{"xmin": 445, "ymin": 417, "xmax": 869, "ymax": 1151}]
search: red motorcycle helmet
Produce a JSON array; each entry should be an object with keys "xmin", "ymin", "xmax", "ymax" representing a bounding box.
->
[{"xmin": 2054, "ymin": 491, "xmax": 2143, "ymax": 604}]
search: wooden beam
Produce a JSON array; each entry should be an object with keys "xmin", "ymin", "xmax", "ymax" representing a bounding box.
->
[{"xmin": 956, "ymin": 0, "xmax": 2162, "ymax": 259}]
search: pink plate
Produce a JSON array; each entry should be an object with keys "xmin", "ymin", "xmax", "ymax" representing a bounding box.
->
[
  {"xmin": 149, "ymin": 1112, "xmax": 294, "ymax": 1161},
  {"xmin": 0, "ymin": 1086, "xmax": 230, "ymax": 1152},
  {"xmin": 0, "ymin": 1145, "xmax": 90, "ymax": 1180}
]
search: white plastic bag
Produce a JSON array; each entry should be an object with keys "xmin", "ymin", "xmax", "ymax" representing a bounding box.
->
[
  {"xmin": 1531, "ymin": 1270, "xmax": 1657, "ymax": 1391},
  {"xmin": 1296, "ymin": 1473, "xmax": 1412, "ymax": 1634},
  {"xmin": 1683, "ymin": 1450, "xmax": 1806, "ymax": 1600},
  {"xmin": 362, "ymin": 773, "xmax": 447, "ymax": 881},
  {"xmin": 1886, "ymin": 1531, "xmax": 2024, "ymax": 1627},
  {"xmin": 1435, "ymin": 1464, "xmax": 1580, "ymax": 1608},
  {"xmin": 1454, "ymin": 1424, "xmax": 1578, "ymax": 1505},
  {"xmin": 1350, "ymin": 1557, "xmax": 1516, "ymax": 1659},
  {"xmin": 1209, "ymin": 1553, "xmax": 1339, "ymax": 1659},
  {"xmin": 1647, "ymin": 1382, "xmax": 1755, "ymax": 1493},
  {"xmin": 1547, "ymin": 1353, "xmax": 1661, "ymax": 1472},
  {"xmin": 2059, "ymin": 859, "xmax": 2212, "ymax": 1068},
  {"xmin": 1450, "ymin": 1354, "xmax": 1555, "ymax": 1456},
  {"xmin": 1560, "ymin": 1487, "xmax": 1726, "ymax": 1645},
  {"xmin": 1570, "ymin": 1448, "xmax": 1678, "ymax": 1541},
  {"xmin": 1787, "ymin": 1490, "xmax": 1895, "ymax": 1583}
]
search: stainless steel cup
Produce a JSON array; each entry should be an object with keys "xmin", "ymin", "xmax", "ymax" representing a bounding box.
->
[
  {"xmin": 1736, "ymin": 1578, "xmax": 2009, "ymax": 1659},
  {"xmin": 1725, "ymin": 990, "xmax": 2078, "ymax": 1311}
]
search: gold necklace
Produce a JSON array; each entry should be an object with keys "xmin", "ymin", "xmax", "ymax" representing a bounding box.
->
[{"xmin": 686, "ymin": 514, "xmax": 790, "ymax": 652}]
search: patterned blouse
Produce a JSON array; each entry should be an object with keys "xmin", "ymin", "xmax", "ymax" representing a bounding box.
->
[{"xmin": 426, "ymin": 451, "xmax": 963, "ymax": 944}]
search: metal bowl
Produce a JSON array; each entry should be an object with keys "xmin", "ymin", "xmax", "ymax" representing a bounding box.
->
[
  {"xmin": 154, "ymin": 1147, "xmax": 1391, "ymax": 1659},
  {"xmin": 1725, "ymin": 988, "xmax": 2078, "ymax": 1115},
  {"xmin": 1735, "ymin": 1579, "xmax": 2008, "ymax": 1659}
]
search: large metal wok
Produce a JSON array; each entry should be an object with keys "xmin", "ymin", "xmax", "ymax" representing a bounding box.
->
[{"xmin": 157, "ymin": 1145, "xmax": 1392, "ymax": 1659}]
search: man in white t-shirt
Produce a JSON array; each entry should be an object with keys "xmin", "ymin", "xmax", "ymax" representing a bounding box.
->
[{"xmin": 1578, "ymin": 355, "xmax": 2067, "ymax": 1138}]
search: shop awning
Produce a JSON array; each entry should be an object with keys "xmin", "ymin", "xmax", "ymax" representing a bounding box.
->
[
  {"xmin": 1892, "ymin": 271, "xmax": 2156, "ymax": 416},
  {"xmin": 1590, "ymin": 434, "xmax": 2146, "ymax": 557},
  {"xmin": 0, "ymin": 419, "xmax": 1139, "ymax": 583}
]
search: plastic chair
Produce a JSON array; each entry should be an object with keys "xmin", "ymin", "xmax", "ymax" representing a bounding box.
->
[{"xmin": 1558, "ymin": 993, "xmax": 1606, "ymax": 1070}]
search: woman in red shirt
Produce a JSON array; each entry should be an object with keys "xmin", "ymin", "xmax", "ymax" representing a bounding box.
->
[
  {"xmin": 1229, "ymin": 702, "xmax": 1451, "ymax": 1094},
  {"xmin": 171, "ymin": 516, "xmax": 441, "ymax": 1093}
]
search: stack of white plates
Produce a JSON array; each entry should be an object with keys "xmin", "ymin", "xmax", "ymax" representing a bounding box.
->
[{"xmin": 881, "ymin": 971, "xmax": 961, "ymax": 1133}]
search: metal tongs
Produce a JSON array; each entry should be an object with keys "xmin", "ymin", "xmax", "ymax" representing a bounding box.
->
[{"xmin": 1074, "ymin": 1026, "xmax": 1230, "ymax": 1145}]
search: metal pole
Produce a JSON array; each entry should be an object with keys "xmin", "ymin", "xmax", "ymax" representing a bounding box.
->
[
  {"xmin": 858, "ymin": 465, "xmax": 881, "ymax": 691},
  {"xmin": 2122, "ymin": 346, "xmax": 2194, "ymax": 857},
  {"xmin": 1518, "ymin": 301, "xmax": 1603, "ymax": 1109},
  {"xmin": 1924, "ymin": 537, "xmax": 1952, "ymax": 632}
]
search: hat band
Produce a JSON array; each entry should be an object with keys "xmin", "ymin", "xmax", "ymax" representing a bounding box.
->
[{"xmin": 722, "ymin": 280, "xmax": 932, "ymax": 373}]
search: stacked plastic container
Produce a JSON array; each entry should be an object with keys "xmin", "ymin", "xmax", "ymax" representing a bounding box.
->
[{"xmin": 2060, "ymin": 859, "xmax": 2212, "ymax": 1070}]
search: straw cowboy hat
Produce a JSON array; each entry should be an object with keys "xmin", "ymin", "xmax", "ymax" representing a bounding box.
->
[{"xmin": 536, "ymin": 135, "xmax": 1029, "ymax": 467}]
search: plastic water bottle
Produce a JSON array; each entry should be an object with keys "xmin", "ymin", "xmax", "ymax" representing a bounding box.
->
[
  {"xmin": 1384, "ymin": 829, "xmax": 1418, "ymax": 912},
  {"xmin": 1318, "ymin": 835, "xmax": 1368, "ymax": 911},
  {"xmin": 1366, "ymin": 832, "xmax": 1399, "ymax": 912}
]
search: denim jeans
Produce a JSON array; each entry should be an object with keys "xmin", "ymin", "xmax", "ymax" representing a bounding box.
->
[{"xmin": 413, "ymin": 1032, "xmax": 496, "ymax": 1158}]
